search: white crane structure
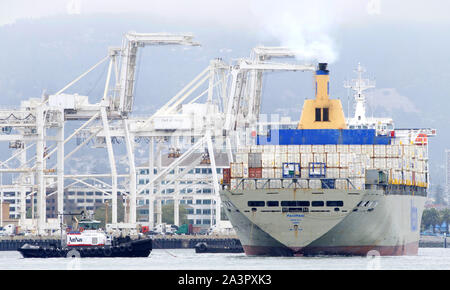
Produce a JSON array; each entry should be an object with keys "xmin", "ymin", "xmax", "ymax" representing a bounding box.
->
[{"xmin": 0, "ymin": 34, "xmax": 319, "ymax": 234}]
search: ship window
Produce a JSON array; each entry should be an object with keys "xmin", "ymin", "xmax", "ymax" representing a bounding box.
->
[
  {"xmin": 315, "ymin": 108, "xmax": 321, "ymax": 121},
  {"xmin": 322, "ymin": 108, "xmax": 329, "ymax": 121},
  {"xmin": 248, "ymin": 201, "xmax": 265, "ymax": 207},
  {"xmin": 326, "ymin": 201, "xmax": 343, "ymax": 207},
  {"xmin": 311, "ymin": 201, "xmax": 324, "ymax": 207},
  {"xmin": 281, "ymin": 201, "xmax": 297, "ymax": 207},
  {"xmin": 267, "ymin": 201, "xmax": 279, "ymax": 207},
  {"xmin": 281, "ymin": 201, "xmax": 310, "ymax": 207}
]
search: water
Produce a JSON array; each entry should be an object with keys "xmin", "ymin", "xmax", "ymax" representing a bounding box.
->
[{"xmin": 1, "ymin": 248, "xmax": 450, "ymax": 270}]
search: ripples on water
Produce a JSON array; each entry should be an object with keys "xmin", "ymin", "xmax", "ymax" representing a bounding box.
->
[{"xmin": 1, "ymin": 248, "xmax": 450, "ymax": 270}]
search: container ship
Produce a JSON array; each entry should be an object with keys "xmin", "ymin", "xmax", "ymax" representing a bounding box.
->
[{"xmin": 220, "ymin": 63, "xmax": 435, "ymax": 256}]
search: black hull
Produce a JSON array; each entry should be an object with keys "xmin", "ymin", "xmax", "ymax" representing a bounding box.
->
[
  {"xmin": 194, "ymin": 241, "xmax": 244, "ymax": 254},
  {"xmin": 18, "ymin": 238, "xmax": 152, "ymax": 258}
]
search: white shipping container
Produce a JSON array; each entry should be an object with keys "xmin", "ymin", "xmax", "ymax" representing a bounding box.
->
[
  {"xmin": 262, "ymin": 168, "xmax": 275, "ymax": 178},
  {"xmin": 299, "ymin": 145, "xmax": 312, "ymax": 153},
  {"xmin": 274, "ymin": 153, "xmax": 283, "ymax": 168},
  {"xmin": 301, "ymin": 153, "xmax": 313, "ymax": 168},
  {"xmin": 313, "ymin": 153, "xmax": 326, "ymax": 163},
  {"xmin": 230, "ymin": 179, "xmax": 238, "ymax": 190},
  {"xmin": 361, "ymin": 145, "xmax": 374, "ymax": 157},
  {"xmin": 327, "ymin": 168, "xmax": 339, "ymax": 179},
  {"xmin": 352, "ymin": 178, "xmax": 365, "ymax": 190},
  {"xmin": 386, "ymin": 158, "xmax": 397, "ymax": 169},
  {"xmin": 335, "ymin": 179, "xmax": 349, "ymax": 190},
  {"xmin": 230, "ymin": 163, "xmax": 243, "ymax": 178},
  {"xmin": 339, "ymin": 153, "xmax": 350, "ymax": 167},
  {"xmin": 324, "ymin": 145, "xmax": 336, "ymax": 153},
  {"xmin": 326, "ymin": 153, "xmax": 339, "ymax": 167},
  {"xmin": 274, "ymin": 168, "xmax": 282, "ymax": 178},
  {"xmin": 349, "ymin": 145, "xmax": 362, "ymax": 154},
  {"xmin": 373, "ymin": 158, "xmax": 387, "ymax": 169},
  {"xmin": 243, "ymin": 166, "xmax": 249, "ymax": 178},
  {"xmin": 262, "ymin": 145, "xmax": 275, "ymax": 153},
  {"xmin": 287, "ymin": 153, "xmax": 300, "ymax": 163},
  {"xmin": 250, "ymin": 145, "xmax": 263, "ymax": 153},
  {"xmin": 288, "ymin": 145, "xmax": 300, "ymax": 154},
  {"xmin": 309, "ymin": 179, "xmax": 322, "ymax": 189},
  {"xmin": 339, "ymin": 168, "xmax": 349, "ymax": 178},
  {"xmin": 312, "ymin": 145, "xmax": 325, "ymax": 153},
  {"xmin": 301, "ymin": 168, "xmax": 309, "ymax": 179},
  {"xmin": 262, "ymin": 152, "xmax": 275, "ymax": 168},
  {"xmin": 235, "ymin": 153, "xmax": 248, "ymax": 164},
  {"xmin": 275, "ymin": 146, "xmax": 288, "ymax": 154},
  {"xmin": 337, "ymin": 145, "xmax": 349, "ymax": 153},
  {"xmin": 374, "ymin": 145, "xmax": 386, "ymax": 158}
]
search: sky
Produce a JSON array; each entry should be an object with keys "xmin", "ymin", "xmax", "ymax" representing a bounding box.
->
[
  {"xmin": 0, "ymin": 0, "xmax": 449, "ymax": 188},
  {"xmin": 2, "ymin": 0, "xmax": 450, "ymax": 63}
]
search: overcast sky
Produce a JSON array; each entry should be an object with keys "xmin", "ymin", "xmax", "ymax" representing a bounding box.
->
[{"xmin": 2, "ymin": 0, "xmax": 450, "ymax": 63}]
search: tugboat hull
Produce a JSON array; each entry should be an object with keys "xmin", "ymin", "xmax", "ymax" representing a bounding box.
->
[{"xmin": 18, "ymin": 238, "xmax": 152, "ymax": 258}]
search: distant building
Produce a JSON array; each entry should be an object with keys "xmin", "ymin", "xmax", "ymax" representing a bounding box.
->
[
  {"xmin": 136, "ymin": 152, "xmax": 230, "ymax": 228},
  {"xmin": 446, "ymin": 149, "xmax": 450, "ymax": 203}
]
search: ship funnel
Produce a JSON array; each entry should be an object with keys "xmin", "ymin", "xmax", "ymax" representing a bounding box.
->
[{"xmin": 317, "ymin": 63, "xmax": 329, "ymax": 74}]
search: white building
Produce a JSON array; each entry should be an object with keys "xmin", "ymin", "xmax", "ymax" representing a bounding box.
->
[{"xmin": 136, "ymin": 152, "xmax": 230, "ymax": 229}]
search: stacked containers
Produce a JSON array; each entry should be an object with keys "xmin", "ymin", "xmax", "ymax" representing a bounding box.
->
[{"xmin": 228, "ymin": 140, "xmax": 428, "ymax": 191}]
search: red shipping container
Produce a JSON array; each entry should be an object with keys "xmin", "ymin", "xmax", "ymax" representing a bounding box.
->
[
  {"xmin": 249, "ymin": 167, "xmax": 262, "ymax": 178},
  {"xmin": 223, "ymin": 168, "xmax": 231, "ymax": 184}
]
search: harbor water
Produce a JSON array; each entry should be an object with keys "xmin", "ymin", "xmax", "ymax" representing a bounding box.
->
[{"xmin": 1, "ymin": 248, "xmax": 450, "ymax": 270}]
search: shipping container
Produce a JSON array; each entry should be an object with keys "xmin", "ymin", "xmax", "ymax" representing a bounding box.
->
[
  {"xmin": 230, "ymin": 162, "xmax": 243, "ymax": 178},
  {"xmin": 262, "ymin": 168, "xmax": 275, "ymax": 178},
  {"xmin": 282, "ymin": 163, "xmax": 301, "ymax": 178},
  {"xmin": 337, "ymin": 145, "xmax": 349, "ymax": 153},
  {"xmin": 235, "ymin": 153, "xmax": 248, "ymax": 164},
  {"xmin": 324, "ymin": 145, "xmax": 337, "ymax": 152},
  {"xmin": 299, "ymin": 145, "xmax": 312, "ymax": 153},
  {"xmin": 309, "ymin": 162, "xmax": 326, "ymax": 178},
  {"xmin": 349, "ymin": 145, "xmax": 362, "ymax": 154},
  {"xmin": 326, "ymin": 153, "xmax": 339, "ymax": 167},
  {"xmin": 327, "ymin": 168, "xmax": 339, "ymax": 179},
  {"xmin": 248, "ymin": 153, "xmax": 262, "ymax": 168},
  {"xmin": 300, "ymin": 153, "xmax": 312, "ymax": 167},
  {"xmin": 374, "ymin": 145, "xmax": 386, "ymax": 158},
  {"xmin": 313, "ymin": 153, "xmax": 326, "ymax": 163},
  {"xmin": 222, "ymin": 168, "xmax": 231, "ymax": 184},
  {"xmin": 249, "ymin": 167, "xmax": 262, "ymax": 178},
  {"xmin": 373, "ymin": 158, "xmax": 387, "ymax": 169},
  {"xmin": 262, "ymin": 152, "xmax": 275, "ymax": 168}
]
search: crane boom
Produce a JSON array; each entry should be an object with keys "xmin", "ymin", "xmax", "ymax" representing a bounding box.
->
[{"xmin": 116, "ymin": 32, "xmax": 200, "ymax": 115}]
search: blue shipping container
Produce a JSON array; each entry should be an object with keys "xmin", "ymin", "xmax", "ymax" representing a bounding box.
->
[{"xmin": 257, "ymin": 129, "xmax": 391, "ymax": 145}]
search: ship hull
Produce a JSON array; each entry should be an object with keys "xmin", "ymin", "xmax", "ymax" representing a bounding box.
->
[
  {"xmin": 18, "ymin": 238, "xmax": 152, "ymax": 258},
  {"xmin": 220, "ymin": 187, "xmax": 425, "ymax": 256}
]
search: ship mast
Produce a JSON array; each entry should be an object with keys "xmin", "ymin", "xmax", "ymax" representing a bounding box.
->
[{"xmin": 344, "ymin": 63, "xmax": 375, "ymax": 127}]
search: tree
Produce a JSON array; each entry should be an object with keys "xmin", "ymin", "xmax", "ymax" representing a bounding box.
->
[
  {"xmin": 94, "ymin": 199, "xmax": 125, "ymax": 228},
  {"xmin": 439, "ymin": 208, "xmax": 450, "ymax": 234},
  {"xmin": 421, "ymin": 208, "xmax": 441, "ymax": 232},
  {"xmin": 161, "ymin": 203, "xmax": 188, "ymax": 225}
]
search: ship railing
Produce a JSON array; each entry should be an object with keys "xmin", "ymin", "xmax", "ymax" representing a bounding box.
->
[{"xmin": 226, "ymin": 177, "xmax": 357, "ymax": 191}]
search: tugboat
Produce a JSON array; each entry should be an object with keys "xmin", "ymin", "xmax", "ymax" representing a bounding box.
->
[{"xmin": 18, "ymin": 212, "xmax": 152, "ymax": 258}]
